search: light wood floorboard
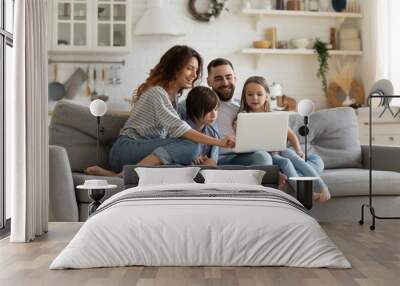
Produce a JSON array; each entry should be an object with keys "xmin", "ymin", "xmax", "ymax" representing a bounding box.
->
[{"xmin": 1, "ymin": 222, "xmax": 400, "ymax": 286}]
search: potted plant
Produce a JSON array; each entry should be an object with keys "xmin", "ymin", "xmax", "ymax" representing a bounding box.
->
[{"xmin": 313, "ymin": 39, "xmax": 330, "ymax": 93}]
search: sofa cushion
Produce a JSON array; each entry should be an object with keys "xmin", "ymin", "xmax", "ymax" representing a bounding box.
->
[
  {"xmin": 73, "ymin": 173, "xmax": 124, "ymax": 203},
  {"xmin": 49, "ymin": 101, "xmax": 129, "ymax": 171},
  {"xmin": 321, "ymin": 168, "xmax": 400, "ymax": 197},
  {"xmin": 289, "ymin": 107, "xmax": 362, "ymax": 169}
]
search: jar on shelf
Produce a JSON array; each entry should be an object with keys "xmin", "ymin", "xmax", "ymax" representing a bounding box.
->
[
  {"xmin": 287, "ymin": 0, "xmax": 300, "ymax": 10},
  {"xmin": 276, "ymin": 0, "xmax": 285, "ymax": 10},
  {"xmin": 319, "ymin": 0, "xmax": 331, "ymax": 11},
  {"xmin": 260, "ymin": 0, "xmax": 272, "ymax": 10},
  {"xmin": 309, "ymin": 0, "xmax": 319, "ymax": 11}
]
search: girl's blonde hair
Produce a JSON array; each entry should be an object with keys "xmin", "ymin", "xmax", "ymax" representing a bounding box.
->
[
  {"xmin": 239, "ymin": 76, "xmax": 271, "ymax": 113},
  {"xmin": 132, "ymin": 45, "xmax": 203, "ymax": 103}
]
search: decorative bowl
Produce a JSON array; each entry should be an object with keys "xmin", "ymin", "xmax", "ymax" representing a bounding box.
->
[
  {"xmin": 253, "ymin": 40, "xmax": 272, "ymax": 49},
  {"xmin": 291, "ymin": 38, "xmax": 311, "ymax": 49}
]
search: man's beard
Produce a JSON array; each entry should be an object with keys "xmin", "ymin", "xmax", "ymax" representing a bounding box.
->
[{"xmin": 214, "ymin": 85, "xmax": 235, "ymax": 102}]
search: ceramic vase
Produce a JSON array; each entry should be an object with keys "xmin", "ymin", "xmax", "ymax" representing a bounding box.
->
[{"xmin": 332, "ymin": 0, "xmax": 347, "ymax": 12}]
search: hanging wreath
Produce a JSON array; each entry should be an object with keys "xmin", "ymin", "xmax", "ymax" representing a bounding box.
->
[{"xmin": 188, "ymin": 0, "xmax": 229, "ymax": 22}]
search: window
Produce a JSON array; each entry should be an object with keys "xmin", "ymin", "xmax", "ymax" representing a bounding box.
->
[
  {"xmin": 1, "ymin": 0, "xmax": 14, "ymax": 232},
  {"xmin": 389, "ymin": 0, "xmax": 400, "ymax": 94}
]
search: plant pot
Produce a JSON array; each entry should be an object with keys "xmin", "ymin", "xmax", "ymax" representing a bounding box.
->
[{"xmin": 332, "ymin": 0, "xmax": 346, "ymax": 12}]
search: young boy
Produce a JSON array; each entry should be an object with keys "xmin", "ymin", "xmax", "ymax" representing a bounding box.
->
[{"xmin": 178, "ymin": 86, "xmax": 221, "ymax": 166}]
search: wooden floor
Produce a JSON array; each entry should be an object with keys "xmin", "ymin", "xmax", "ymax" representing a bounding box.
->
[{"xmin": 1, "ymin": 222, "xmax": 400, "ymax": 286}]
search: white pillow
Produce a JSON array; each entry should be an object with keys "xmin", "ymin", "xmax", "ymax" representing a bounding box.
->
[
  {"xmin": 200, "ymin": 169, "xmax": 266, "ymax": 185},
  {"xmin": 135, "ymin": 167, "xmax": 200, "ymax": 186}
]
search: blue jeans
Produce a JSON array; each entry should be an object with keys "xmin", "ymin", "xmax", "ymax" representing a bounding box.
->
[
  {"xmin": 218, "ymin": 151, "xmax": 273, "ymax": 166},
  {"xmin": 109, "ymin": 136, "xmax": 200, "ymax": 172},
  {"xmin": 272, "ymin": 149, "xmax": 327, "ymax": 192}
]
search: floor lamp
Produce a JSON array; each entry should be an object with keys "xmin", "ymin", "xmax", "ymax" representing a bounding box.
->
[
  {"xmin": 89, "ymin": 99, "xmax": 107, "ymax": 164},
  {"xmin": 359, "ymin": 79, "xmax": 400, "ymax": 230},
  {"xmin": 297, "ymin": 99, "xmax": 315, "ymax": 161}
]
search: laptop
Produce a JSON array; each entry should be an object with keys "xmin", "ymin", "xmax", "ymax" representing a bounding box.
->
[{"xmin": 233, "ymin": 112, "xmax": 289, "ymax": 153}]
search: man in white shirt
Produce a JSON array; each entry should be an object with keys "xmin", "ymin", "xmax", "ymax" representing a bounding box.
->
[{"xmin": 207, "ymin": 58, "xmax": 273, "ymax": 166}]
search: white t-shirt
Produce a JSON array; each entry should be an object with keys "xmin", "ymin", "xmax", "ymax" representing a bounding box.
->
[{"xmin": 215, "ymin": 99, "xmax": 240, "ymax": 154}]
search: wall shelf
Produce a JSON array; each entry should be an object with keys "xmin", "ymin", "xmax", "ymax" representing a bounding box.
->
[
  {"xmin": 242, "ymin": 9, "xmax": 362, "ymax": 18},
  {"xmin": 242, "ymin": 9, "xmax": 362, "ymax": 29},
  {"xmin": 241, "ymin": 48, "xmax": 363, "ymax": 69},
  {"xmin": 242, "ymin": 48, "xmax": 363, "ymax": 55}
]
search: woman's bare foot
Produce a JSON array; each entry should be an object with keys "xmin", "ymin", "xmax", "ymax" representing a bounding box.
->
[
  {"xmin": 85, "ymin": 166, "xmax": 120, "ymax": 177},
  {"xmin": 313, "ymin": 187, "xmax": 331, "ymax": 203},
  {"xmin": 278, "ymin": 172, "xmax": 287, "ymax": 191}
]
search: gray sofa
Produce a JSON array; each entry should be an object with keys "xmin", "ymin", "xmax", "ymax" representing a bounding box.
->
[{"xmin": 49, "ymin": 101, "xmax": 400, "ymax": 222}]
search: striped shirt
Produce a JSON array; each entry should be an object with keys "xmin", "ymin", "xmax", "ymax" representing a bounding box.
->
[{"xmin": 120, "ymin": 86, "xmax": 191, "ymax": 139}]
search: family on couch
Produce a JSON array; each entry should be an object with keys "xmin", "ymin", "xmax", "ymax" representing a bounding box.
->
[{"xmin": 85, "ymin": 45, "xmax": 330, "ymax": 202}]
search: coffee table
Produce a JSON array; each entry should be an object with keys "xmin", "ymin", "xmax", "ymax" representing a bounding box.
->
[
  {"xmin": 289, "ymin": 177, "xmax": 318, "ymax": 210},
  {"xmin": 77, "ymin": 184, "xmax": 117, "ymax": 216}
]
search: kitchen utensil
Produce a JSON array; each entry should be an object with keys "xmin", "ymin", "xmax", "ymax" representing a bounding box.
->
[
  {"xmin": 109, "ymin": 65, "xmax": 121, "ymax": 85},
  {"xmin": 91, "ymin": 67, "xmax": 98, "ymax": 101},
  {"xmin": 97, "ymin": 67, "xmax": 109, "ymax": 102},
  {"xmin": 64, "ymin": 67, "xmax": 88, "ymax": 99},
  {"xmin": 85, "ymin": 66, "xmax": 91, "ymax": 97},
  {"xmin": 48, "ymin": 64, "xmax": 66, "ymax": 101},
  {"xmin": 252, "ymin": 40, "xmax": 272, "ymax": 49}
]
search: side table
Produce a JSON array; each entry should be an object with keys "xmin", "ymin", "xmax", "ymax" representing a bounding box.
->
[
  {"xmin": 77, "ymin": 183, "xmax": 117, "ymax": 216},
  {"xmin": 289, "ymin": 177, "xmax": 318, "ymax": 210}
]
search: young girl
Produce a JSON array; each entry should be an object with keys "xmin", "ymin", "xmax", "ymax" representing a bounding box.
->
[
  {"xmin": 178, "ymin": 86, "xmax": 220, "ymax": 166},
  {"xmin": 238, "ymin": 76, "xmax": 331, "ymax": 202}
]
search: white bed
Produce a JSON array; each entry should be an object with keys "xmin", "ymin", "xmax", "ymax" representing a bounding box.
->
[{"xmin": 50, "ymin": 183, "xmax": 350, "ymax": 269}]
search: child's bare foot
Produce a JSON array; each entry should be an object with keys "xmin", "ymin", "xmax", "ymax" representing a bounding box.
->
[
  {"xmin": 278, "ymin": 172, "xmax": 287, "ymax": 191},
  {"xmin": 319, "ymin": 187, "xmax": 331, "ymax": 203},
  {"xmin": 84, "ymin": 166, "xmax": 119, "ymax": 177},
  {"xmin": 313, "ymin": 187, "xmax": 331, "ymax": 203}
]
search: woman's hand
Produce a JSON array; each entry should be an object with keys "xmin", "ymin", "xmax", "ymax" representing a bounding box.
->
[
  {"xmin": 296, "ymin": 149, "xmax": 305, "ymax": 159},
  {"xmin": 219, "ymin": 136, "xmax": 235, "ymax": 148}
]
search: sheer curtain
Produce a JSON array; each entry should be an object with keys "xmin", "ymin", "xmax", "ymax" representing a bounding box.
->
[
  {"xmin": 388, "ymin": 1, "xmax": 400, "ymax": 96},
  {"xmin": 8, "ymin": 0, "xmax": 49, "ymax": 242},
  {"xmin": 363, "ymin": 0, "xmax": 400, "ymax": 94}
]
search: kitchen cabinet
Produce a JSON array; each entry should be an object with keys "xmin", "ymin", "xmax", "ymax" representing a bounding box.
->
[{"xmin": 48, "ymin": 0, "xmax": 131, "ymax": 54}]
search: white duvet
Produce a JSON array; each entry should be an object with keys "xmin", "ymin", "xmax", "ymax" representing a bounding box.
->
[{"xmin": 50, "ymin": 183, "xmax": 350, "ymax": 269}]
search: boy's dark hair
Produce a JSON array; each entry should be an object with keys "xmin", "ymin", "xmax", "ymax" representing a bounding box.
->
[
  {"xmin": 186, "ymin": 86, "xmax": 219, "ymax": 122},
  {"xmin": 207, "ymin": 58, "xmax": 234, "ymax": 74}
]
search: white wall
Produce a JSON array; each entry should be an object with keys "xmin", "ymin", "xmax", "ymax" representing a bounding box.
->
[{"xmin": 50, "ymin": 0, "xmax": 368, "ymax": 112}]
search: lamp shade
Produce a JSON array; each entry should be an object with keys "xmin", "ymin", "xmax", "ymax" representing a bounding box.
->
[
  {"xmin": 90, "ymin": 99, "xmax": 107, "ymax": 117},
  {"xmin": 297, "ymin": 99, "xmax": 314, "ymax": 117},
  {"xmin": 134, "ymin": 0, "xmax": 185, "ymax": 36}
]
